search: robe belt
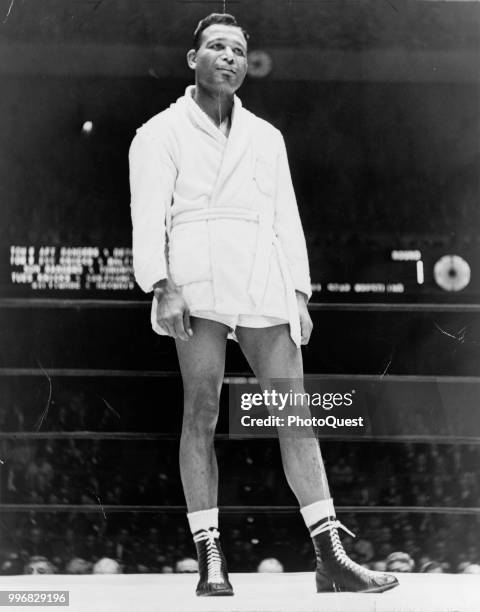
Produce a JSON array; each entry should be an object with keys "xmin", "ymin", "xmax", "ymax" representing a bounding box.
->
[
  {"xmin": 171, "ymin": 207, "xmax": 301, "ymax": 347},
  {"xmin": 172, "ymin": 207, "xmax": 273, "ymax": 307}
]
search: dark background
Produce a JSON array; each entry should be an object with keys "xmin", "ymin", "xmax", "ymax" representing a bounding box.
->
[
  {"xmin": 0, "ymin": 0, "xmax": 479, "ymax": 301},
  {"xmin": 0, "ymin": 0, "xmax": 479, "ymax": 577}
]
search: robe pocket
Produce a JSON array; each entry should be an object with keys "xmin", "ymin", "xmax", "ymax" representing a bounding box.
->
[
  {"xmin": 254, "ymin": 156, "xmax": 276, "ymax": 197},
  {"xmin": 168, "ymin": 221, "xmax": 212, "ymax": 286}
]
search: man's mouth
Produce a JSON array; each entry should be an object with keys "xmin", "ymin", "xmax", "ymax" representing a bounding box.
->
[{"xmin": 217, "ymin": 67, "xmax": 236, "ymax": 74}]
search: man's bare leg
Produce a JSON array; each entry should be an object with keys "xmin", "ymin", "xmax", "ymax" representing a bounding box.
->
[
  {"xmin": 175, "ymin": 317, "xmax": 228, "ymax": 512},
  {"xmin": 175, "ymin": 317, "xmax": 233, "ymax": 596},
  {"xmin": 236, "ymin": 323, "xmax": 399, "ymax": 593},
  {"xmin": 236, "ymin": 323, "xmax": 330, "ymax": 507}
]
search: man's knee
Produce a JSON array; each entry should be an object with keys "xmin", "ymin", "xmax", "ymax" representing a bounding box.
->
[{"xmin": 182, "ymin": 377, "xmax": 221, "ymax": 434}]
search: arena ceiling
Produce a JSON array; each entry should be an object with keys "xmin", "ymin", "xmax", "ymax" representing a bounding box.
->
[{"xmin": 0, "ymin": 0, "xmax": 479, "ymax": 80}]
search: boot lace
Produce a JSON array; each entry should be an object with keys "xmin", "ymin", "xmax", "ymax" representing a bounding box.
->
[
  {"xmin": 194, "ymin": 528, "xmax": 223, "ymax": 583},
  {"xmin": 313, "ymin": 519, "xmax": 378, "ymax": 580}
]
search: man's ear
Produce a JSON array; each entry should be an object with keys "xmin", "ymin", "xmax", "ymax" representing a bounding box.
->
[{"xmin": 186, "ymin": 49, "xmax": 197, "ymax": 70}]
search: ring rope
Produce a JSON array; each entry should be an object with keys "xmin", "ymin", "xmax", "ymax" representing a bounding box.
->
[
  {"xmin": 0, "ymin": 504, "xmax": 478, "ymax": 515},
  {"xmin": 0, "ymin": 368, "xmax": 478, "ymax": 384},
  {"xmin": 0, "ymin": 298, "xmax": 479, "ymax": 313},
  {"xmin": 0, "ymin": 431, "xmax": 479, "ymax": 445}
]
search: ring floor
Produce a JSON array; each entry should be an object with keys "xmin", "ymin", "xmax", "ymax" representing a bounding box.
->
[{"xmin": 2, "ymin": 572, "xmax": 479, "ymax": 612}]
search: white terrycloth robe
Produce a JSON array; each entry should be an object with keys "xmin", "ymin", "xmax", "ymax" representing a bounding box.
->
[{"xmin": 129, "ymin": 86, "xmax": 312, "ymax": 347}]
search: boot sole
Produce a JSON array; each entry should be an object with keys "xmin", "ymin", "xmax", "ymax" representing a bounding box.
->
[
  {"xmin": 197, "ymin": 589, "xmax": 234, "ymax": 597},
  {"xmin": 335, "ymin": 578, "xmax": 399, "ymax": 594}
]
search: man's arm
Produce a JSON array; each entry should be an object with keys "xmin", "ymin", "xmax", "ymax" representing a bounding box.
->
[
  {"xmin": 273, "ymin": 133, "xmax": 312, "ymax": 301},
  {"xmin": 273, "ymin": 133, "xmax": 313, "ymax": 344},
  {"xmin": 129, "ymin": 131, "xmax": 176, "ymax": 292},
  {"xmin": 129, "ymin": 131, "xmax": 192, "ymax": 340}
]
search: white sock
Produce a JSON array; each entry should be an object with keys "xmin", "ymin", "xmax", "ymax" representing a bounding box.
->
[
  {"xmin": 300, "ymin": 498, "xmax": 335, "ymax": 537},
  {"xmin": 187, "ymin": 507, "xmax": 219, "ymax": 534}
]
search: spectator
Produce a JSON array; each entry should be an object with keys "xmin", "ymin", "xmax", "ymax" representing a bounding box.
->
[
  {"xmin": 92, "ymin": 558, "xmax": 121, "ymax": 574},
  {"xmin": 417, "ymin": 555, "xmax": 433, "ymax": 570},
  {"xmin": 175, "ymin": 558, "xmax": 198, "ymax": 573},
  {"xmin": 24, "ymin": 556, "xmax": 56, "ymax": 575},
  {"xmin": 385, "ymin": 552, "xmax": 415, "ymax": 573},
  {"xmin": 420, "ymin": 561, "xmax": 443, "ymax": 573},
  {"xmin": 257, "ymin": 558, "xmax": 284, "ymax": 573},
  {"xmin": 371, "ymin": 561, "xmax": 387, "ymax": 572}
]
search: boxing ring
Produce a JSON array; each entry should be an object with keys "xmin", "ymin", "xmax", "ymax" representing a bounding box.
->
[
  {"xmin": 0, "ymin": 572, "xmax": 478, "ymax": 612},
  {"xmin": 1, "ymin": 299, "xmax": 479, "ymax": 612}
]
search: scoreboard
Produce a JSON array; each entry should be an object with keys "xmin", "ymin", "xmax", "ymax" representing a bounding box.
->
[
  {"xmin": 3, "ymin": 243, "xmax": 478, "ymax": 303},
  {"xmin": 9, "ymin": 246, "xmax": 134, "ymax": 292}
]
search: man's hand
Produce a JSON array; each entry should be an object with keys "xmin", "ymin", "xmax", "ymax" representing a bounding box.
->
[
  {"xmin": 296, "ymin": 291, "xmax": 313, "ymax": 345},
  {"xmin": 154, "ymin": 280, "xmax": 193, "ymax": 341}
]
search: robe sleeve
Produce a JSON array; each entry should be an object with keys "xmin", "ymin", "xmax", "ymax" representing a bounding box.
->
[
  {"xmin": 273, "ymin": 133, "xmax": 312, "ymax": 300},
  {"xmin": 129, "ymin": 130, "xmax": 177, "ymax": 293}
]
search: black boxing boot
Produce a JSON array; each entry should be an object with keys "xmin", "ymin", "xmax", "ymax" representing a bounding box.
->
[
  {"xmin": 312, "ymin": 517, "xmax": 399, "ymax": 593},
  {"xmin": 314, "ymin": 555, "xmax": 335, "ymax": 593},
  {"xmin": 193, "ymin": 528, "xmax": 234, "ymax": 596}
]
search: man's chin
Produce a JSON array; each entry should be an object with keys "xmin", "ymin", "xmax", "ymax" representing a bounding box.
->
[{"xmin": 205, "ymin": 81, "xmax": 240, "ymax": 97}]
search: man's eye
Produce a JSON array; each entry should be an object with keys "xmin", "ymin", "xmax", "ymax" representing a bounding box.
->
[
  {"xmin": 234, "ymin": 49, "xmax": 245, "ymax": 56},
  {"xmin": 212, "ymin": 43, "xmax": 224, "ymax": 50}
]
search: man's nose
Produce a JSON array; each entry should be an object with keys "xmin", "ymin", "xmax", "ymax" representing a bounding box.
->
[{"xmin": 223, "ymin": 47, "xmax": 235, "ymax": 62}]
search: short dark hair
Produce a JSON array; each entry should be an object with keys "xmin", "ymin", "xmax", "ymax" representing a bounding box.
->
[{"xmin": 193, "ymin": 13, "xmax": 249, "ymax": 50}]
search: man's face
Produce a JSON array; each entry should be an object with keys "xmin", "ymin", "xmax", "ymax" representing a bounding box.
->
[
  {"xmin": 188, "ymin": 24, "xmax": 248, "ymax": 95},
  {"xmin": 24, "ymin": 560, "xmax": 53, "ymax": 575}
]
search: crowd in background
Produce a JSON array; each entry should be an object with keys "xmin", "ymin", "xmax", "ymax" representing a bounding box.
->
[
  {"xmin": 1, "ymin": 437, "xmax": 479, "ymax": 509},
  {"xmin": 1, "ymin": 418, "xmax": 479, "ymax": 576},
  {"xmin": 1, "ymin": 509, "xmax": 479, "ymax": 576},
  {"xmin": 0, "ymin": 360, "xmax": 478, "ymax": 578}
]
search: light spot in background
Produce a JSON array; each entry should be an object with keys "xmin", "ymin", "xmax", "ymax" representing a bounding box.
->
[{"xmin": 82, "ymin": 120, "xmax": 94, "ymax": 135}]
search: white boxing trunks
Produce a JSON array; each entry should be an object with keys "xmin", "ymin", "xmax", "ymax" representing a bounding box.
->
[{"xmin": 191, "ymin": 309, "xmax": 288, "ymax": 335}]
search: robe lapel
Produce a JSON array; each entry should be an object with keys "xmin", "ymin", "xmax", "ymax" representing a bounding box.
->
[
  {"xmin": 176, "ymin": 86, "xmax": 252, "ymax": 208},
  {"xmin": 210, "ymin": 95, "xmax": 251, "ymax": 206},
  {"xmin": 183, "ymin": 85, "xmax": 227, "ymax": 146}
]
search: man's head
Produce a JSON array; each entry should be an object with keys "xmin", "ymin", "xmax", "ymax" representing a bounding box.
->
[
  {"xmin": 257, "ymin": 558, "xmax": 284, "ymax": 573},
  {"xmin": 187, "ymin": 13, "xmax": 249, "ymax": 95},
  {"xmin": 92, "ymin": 557, "xmax": 121, "ymax": 574},
  {"xmin": 175, "ymin": 557, "xmax": 199, "ymax": 573},
  {"xmin": 24, "ymin": 556, "xmax": 56, "ymax": 575},
  {"xmin": 420, "ymin": 561, "xmax": 444, "ymax": 574},
  {"xmin": 385, "ymin": 551, "xmax": 415, "ymax": 573},
  {"xmin": 193, "ymin": 13, "xmax": 249, "ymax": 50}
]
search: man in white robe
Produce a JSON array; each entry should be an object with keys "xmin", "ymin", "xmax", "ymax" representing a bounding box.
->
[{"xmin": 129, "ymin": 12, "xmax": 398, "ymax": 597}]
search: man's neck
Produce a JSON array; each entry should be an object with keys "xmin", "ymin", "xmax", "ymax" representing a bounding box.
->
[{"xmin": 193, "ymin": 84, "xmax": 234, "ymax": 129}]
